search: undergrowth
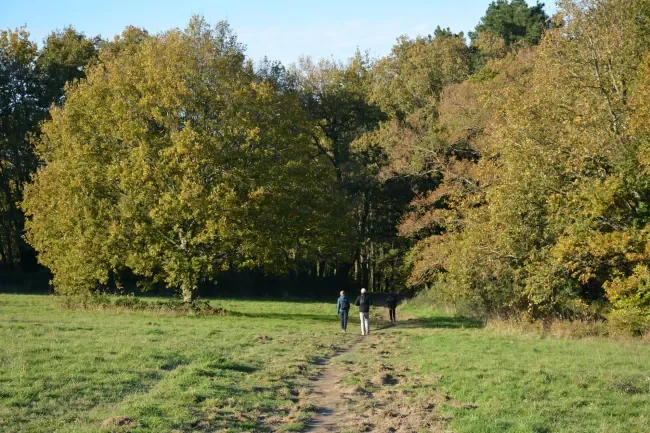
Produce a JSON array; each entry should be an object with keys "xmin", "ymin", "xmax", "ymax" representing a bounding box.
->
[
  {"xmin": 56, "ymin": 293, "xmax": 228, "ymax": 315},
  {"xmin": 407, "ymin": 286, "xmax": 650, "ymax": 339}
]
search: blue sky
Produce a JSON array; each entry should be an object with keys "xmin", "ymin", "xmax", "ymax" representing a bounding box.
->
[{"xmin": 3, "ymin": 0, "xmax": 556, "ymax": 65}]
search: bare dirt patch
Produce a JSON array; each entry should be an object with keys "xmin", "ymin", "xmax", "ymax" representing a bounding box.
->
[
  {"xmin": 101, "ymin": 416, "xmax": 134, "ymax": 428},
  {"xmin": 302, "ymin": 343, "xmax": 364, "ymax": 432},
  {"xmin": 301, "ymin": 320, "xmax": 475, "ymax": 433}
]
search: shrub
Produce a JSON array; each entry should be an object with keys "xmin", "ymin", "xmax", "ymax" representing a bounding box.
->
[
  {"xmin": 113, "ymin": 296, "xmax": 147, "ymax": 310},
  {"xmin": 57, "ymin": 294, "xmax": 228, "ymax": 315},
  {"xmin": 606, "ymin": 307, "xmax": 650, "ymax": 336},
  {"xmin": 604, "ymin": 265, "xmax": 650, "ymax": 335}
]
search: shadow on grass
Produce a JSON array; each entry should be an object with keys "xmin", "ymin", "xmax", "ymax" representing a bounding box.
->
[
  {"xmin": 206, "ymin": 360, "xmax": 258, "ymax": 374},
  {"xmin": 229, "ymin": 311, "xmax": 484, "ymax": 330},
  {"xmin": 204, "ymin": 296, "xmax": 333, "ymax": 305},
  {"xmin": 398, "ymin": 315, "xmax": 484, "ymax": 329},
  {"xmin": 231, "ymin": 311, "xmax": 337, "ymax": 323}
]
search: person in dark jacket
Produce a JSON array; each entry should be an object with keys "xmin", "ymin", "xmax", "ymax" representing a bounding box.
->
[
  {"xmin": 386, "ymin": 290, "xmax": 398, "ymax": 322},
  {"xmin": 336, "ymin": 290, "xmax": 350, "ymax": 333},
  {"xmin": 354, "ymin": 288, "xmax": 373, "ymax": 335}
]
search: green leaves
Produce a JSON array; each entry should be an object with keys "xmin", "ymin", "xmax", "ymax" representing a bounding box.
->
[
  {"xmin": 12, "ymin": 1, "xmax": 650, "ymax": 324},
  {"xmin": 23, "ymin": 19, "xmax": 345, "ymax": 300},
  {"xmin": 469, "ymin": 0, "xmax": 549, "ymax": 47},
  {"xmin": 376, "ymin": 0, "xmax": 650, "ymax": 324},
  {"xmin": 0, "ymin": 27, "xmax": 97, "ymax": 270}
]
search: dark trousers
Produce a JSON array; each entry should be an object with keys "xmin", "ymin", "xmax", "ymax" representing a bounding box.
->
[
  {"xmin": 340, "ymin": 310, "xmax": 349, "ymax": 330},
  {"xmin": 389, "ymin": 308, "xmax": 396, "ymax": 322}
]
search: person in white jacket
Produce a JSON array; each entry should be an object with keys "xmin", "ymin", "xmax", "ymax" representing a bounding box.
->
[{"xmin": 354, "ymin": 288, "xmax": 373, "ymax": 336}]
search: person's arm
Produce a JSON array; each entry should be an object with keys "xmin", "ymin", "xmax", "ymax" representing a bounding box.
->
[
  {"xmin": 355, "ymin": 297, "xmax": 360, "ymax": 306},
  {"xmin": 336, "ymin": 298, "xmax": 341, "ymax": 314}
]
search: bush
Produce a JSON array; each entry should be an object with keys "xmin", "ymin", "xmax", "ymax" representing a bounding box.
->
[
  {"xmin": 113, "ymin": 295, "xmax": 147, "ymax": 310},
  {"xmin": 150, "ymin": 299, "xmax": 225, "ymax": 314},
  {"xmin": 57, "ymin": 294, "xmax": 228, "ymax": 315},
  {"xmin": 604, "ymin": 265, "xmax": 650, "ymax": 336},
  {"xmin": 606, "ymin": 307, "xmax": 650, "ymax": 336}
]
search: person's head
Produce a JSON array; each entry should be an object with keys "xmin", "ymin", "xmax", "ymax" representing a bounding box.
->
[
  {"xmin": 340, "ymin": 290, "xmax": 345, "ymax": 296},
  {"xmin": 361, "ymin": 288, "xmax": 366, "ymax": 294}
]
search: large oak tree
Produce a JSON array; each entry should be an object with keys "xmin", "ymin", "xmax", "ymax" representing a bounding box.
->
[{"xmin": 23, "ymin": 18, "xmax": 346, "ymax": 301}]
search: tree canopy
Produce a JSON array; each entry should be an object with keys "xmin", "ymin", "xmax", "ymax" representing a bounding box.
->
[
  {"xmin": 375, "ymin": 0, "xmax": 650, "ymax": 333},
  {"xmin": 22, "ymin": 18, "xmax": 347, "ymax": 301},
  {"xmin": 0, "ymin": 26, "xmax": 97, "ymax": 271},
  {"xmin": 469, "ymin": 0, "xmax": 549, "ymax": 46}
]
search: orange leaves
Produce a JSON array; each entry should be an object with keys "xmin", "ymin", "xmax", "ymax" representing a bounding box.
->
[{"xmin": 390, "ymin": 1, "xmax": 650, "ymax": 320}]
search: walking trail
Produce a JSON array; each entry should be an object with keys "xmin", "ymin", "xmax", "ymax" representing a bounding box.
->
[
  {"xmin": 304, "ymin": 319, "xmax": 401, "ymax": 433},
  {"xmin": 304, "ymin": 334, "xmax": 366, "ymax": 433},
  {"xmin": 301, "ymin": 316, "xmax": 469, "ymax": 433}
]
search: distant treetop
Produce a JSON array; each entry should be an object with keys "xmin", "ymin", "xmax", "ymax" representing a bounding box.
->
[{"xmin": 469, "ymin": 0, "xmax": 549, "ymax": 47}]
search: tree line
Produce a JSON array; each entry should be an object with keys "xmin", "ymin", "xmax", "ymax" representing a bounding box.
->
[{"xmin": 3, "ymin": 0, "xmax": 649, "ymax": 332}]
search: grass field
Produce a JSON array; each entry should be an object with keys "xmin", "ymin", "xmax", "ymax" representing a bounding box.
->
[
  {"xmin": 0, "ymin": 295, "xmax": 353, "ymax": 433},
  {"xmin": 0, "ymin": 294, "xmax": 649, "ymax": 433},
  {"xmin": 334, "ymin": 307, "xmax": 650, "ymax": 433}
]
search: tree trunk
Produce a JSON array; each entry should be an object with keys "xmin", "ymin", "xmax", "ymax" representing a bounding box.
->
[
  {"xmin": 4, "ymin": 226, "xmax": 14, "ymax": 270},
  {"xmin": 0, "ymin": 221, "xmax": 7, "ymax": 266},
  {"xmin": 360, "ymin": 248, "xmax": 369, "ymax": 290},
  {"xmin": 369, "ymin": 243, "xmax": 374, "ymax": 292},
  {"xmin": 358, "ymin": 190, "xmax": 371, "ymax": 289},
  {"xmin": 181, "ymin": 280, "xmax": 197, "ymax": 303}
]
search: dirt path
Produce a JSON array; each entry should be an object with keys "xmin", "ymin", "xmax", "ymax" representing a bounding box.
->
[
  {"xmin": 304, "ymin": 337, "xmax": 364, "ymax": 433},
  {"xmin": 302, "ymin": 318, "xmax": 465, "ymax": 433},
  {"xmin": 303, "ymin": 318, "xmax": 396, "ymax": 433}
]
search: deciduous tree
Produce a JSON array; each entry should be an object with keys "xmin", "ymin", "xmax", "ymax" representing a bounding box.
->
[{"xmin": 23, "ymin": 18, "xmax": 346, "ymax": 301}]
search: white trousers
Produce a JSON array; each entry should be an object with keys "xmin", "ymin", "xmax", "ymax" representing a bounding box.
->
[{"xmin": 360, "ymin": 312, "xmax": 369, "ymax": 335}]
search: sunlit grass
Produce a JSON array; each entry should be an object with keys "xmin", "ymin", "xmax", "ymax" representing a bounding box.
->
[
  {"xmin": 372, "ymin": 305, "xmax": 650, "ymax": 433},
  {"xmin": 0, "ymin": 294, "xmax": 350, "ymax": 432},
  {"xmin": 1, "ymin": 295, "xmax": 648, "ymax": 432}
]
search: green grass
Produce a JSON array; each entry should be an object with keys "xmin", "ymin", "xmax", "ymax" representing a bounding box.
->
[
  {"xmin": 335, "ymin": 305, "xmax": 650, "ymax": 433},
  {"xmin": 0, "ymin": 295, "xmax": 352, "ymax": 433},
  {"xmin": 1, "ymin": 294, "xmax": 649, "ymax": 433}
]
